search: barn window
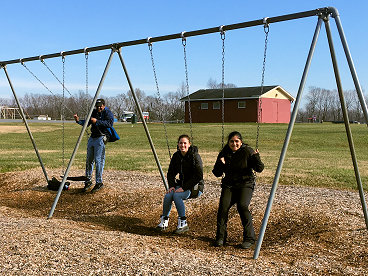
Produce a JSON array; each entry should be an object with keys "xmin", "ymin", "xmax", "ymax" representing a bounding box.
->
[
  {"xmin": 201, "ymin": 103, "xmax": 208, "ymax": 110},
  {"xmin": 213, "ymin": 101, "xmax": 220, "ymax": 109},
  {"xmin": 238, "ymin": 101, "xmax": 246, "ymax": 108}
]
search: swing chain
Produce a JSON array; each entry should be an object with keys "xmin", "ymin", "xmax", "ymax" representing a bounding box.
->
[
  {"xmin": 61, "ymin": 54, "xmax": 66, "ymax": 174},
  {"xmin": 40, "ymin": 57, "xmax": 72, "ymax": 97},
  {"xmin": 256, "ymin": 19, "xmax": 270, "ymax": 150},
  {"xmin": 85, "ymin": 49, "xmax": 89, "ymax": 118},
  {"xmin": 220, "ymin": 25, "xmax": 226, "ymax": 148},
  {"xmin": 181, "ymin": 32, "xmax": 194, "ymax": 143},
  {"xmin": 147, "ymin": 39, "xmax": 172, "ymax": 159}
]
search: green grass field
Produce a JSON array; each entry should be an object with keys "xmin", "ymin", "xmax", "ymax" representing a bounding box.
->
[{"xmin": 1, "ymin": 121, "xmax": 367, "ymax": 190}]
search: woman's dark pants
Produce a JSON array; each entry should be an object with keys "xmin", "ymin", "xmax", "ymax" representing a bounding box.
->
[{"xmin": 216, "ymin": 186, "xmax": 255, "ymax": 243}]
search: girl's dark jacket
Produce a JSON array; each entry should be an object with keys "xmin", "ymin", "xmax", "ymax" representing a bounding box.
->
[
  {"xmin": 212, "ymin": 143, "xmax": 264, "ymax": 189},
  {"xmin": 167, "ymin": 145, "xmax": 204, "ymax": 192}
]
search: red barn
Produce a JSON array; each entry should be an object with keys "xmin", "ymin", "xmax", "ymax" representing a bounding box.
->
[{"xmin": 181, "ymin": 85, "xmax": 295, "ymax": 123}]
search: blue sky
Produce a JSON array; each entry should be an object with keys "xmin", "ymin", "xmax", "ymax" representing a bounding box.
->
[{"xmin": 0, "ymin": 0, "xmax": 367, "ymax": 106}]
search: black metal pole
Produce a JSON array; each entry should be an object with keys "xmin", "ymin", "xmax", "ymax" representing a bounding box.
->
[
  {"xmin": 0, "ymin": 8, "xmax": 332, "ymax": 66},
  {"xmin": 324, "ymin": 17, "xmax": 368, "ymax": 229},
  {"xmin": 48, "ymin": 49, "xmax": 115, "ymax": 219},
  {"xmin": 253, "ymin": 17, "xmax": 323, "ymax": 260},
  {"xmin": 116, "ymin": 48, "xmax": 169, "ymax": 191},
  {"xmin": 2, "ymin": 65, "xmax": 50, "ymax": 183}
]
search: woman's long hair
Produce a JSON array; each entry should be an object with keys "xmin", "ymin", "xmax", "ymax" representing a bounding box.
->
[{"xmin": 227, "ymin": 131, "xmax": 243, "ymax": 144}]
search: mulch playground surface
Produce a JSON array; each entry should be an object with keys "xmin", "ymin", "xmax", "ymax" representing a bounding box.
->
[{"xmin": 0, "ymin": 169, "xmax": 367, "ymax": 275}]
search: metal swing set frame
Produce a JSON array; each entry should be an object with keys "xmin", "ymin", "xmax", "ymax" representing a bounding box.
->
[{"xmin": 1, "ymin": 7, "xmax": 367, "ymax": 259}]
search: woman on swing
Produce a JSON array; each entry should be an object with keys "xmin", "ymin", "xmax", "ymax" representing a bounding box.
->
[
  {"xmin": 212, "ymin": 131, "xmax": 264, "ymax": 249},
  {"xmin": 156, "ymin": 134, "xmax": 204, "ymax": 234}
]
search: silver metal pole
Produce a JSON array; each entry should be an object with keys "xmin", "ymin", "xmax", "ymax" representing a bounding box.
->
[
  {"xmin": 253, "ymin": 18, "xmax": 323, "ymax": 259},
  {"xmin": 2, "ymin": 65, "xmax": 50, "ymax": 183},
  {"xmin": 116, "ymin": 48, "xmax": 169, "ymax": 191},
  {"xmin": 329, "ymin": 7, "xmax": 368, "ymax": 125},
  {"xmin": 324, "ymin": 18, "xmax": 368, "ymax": 229},
  {"xmin": 48, "ymin": 49, "xmax": 115, "ymax": 219}
]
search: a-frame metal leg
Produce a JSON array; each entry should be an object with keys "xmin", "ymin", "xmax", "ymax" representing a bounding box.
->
[
  {"xmin": 330, "ymin": 7, "xmax": 368, "ymax": 125},
  {"xmin": 116, "ymin": 47, "xmax": 169, "ymax": 191},
  {"xmin": 324, "ymin": 17, "xmax": 368, "ymax": 229},
  {"xmin": 253, "ymin": 18, "xmax": 323, "ymax": 259},
  {"xmin": 2, "ymin": 65, "xmax": 50, "ymax": 183},
  {"xmin": 48, "ymin": 49, "xmax": 115, "ymax": 219}
]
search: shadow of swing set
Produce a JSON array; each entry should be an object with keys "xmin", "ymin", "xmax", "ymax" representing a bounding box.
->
[{"xmin": 1, "ymin": 7, "xmax": 367, "ymax": 260}]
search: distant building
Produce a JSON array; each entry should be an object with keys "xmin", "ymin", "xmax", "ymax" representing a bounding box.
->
[
  {"xmin": 180, "ymin": 85, "xmax": 295, "ymax": 123},
  {"xmin": 35, "ymin": 115, "xmax": 51, "ymax": 120},
  {"xmin": 121, "ymin": 111, "xmax": 149, "ymax": 122},
  {"xmin": 0, "ymin": 106, "xmax": 22, "ymax": 119}
]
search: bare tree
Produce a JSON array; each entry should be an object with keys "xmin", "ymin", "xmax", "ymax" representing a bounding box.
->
[
  {"xmin": 107, "ymin": 93, "xmax": 129, "ymax": 120},
  {"xmin": 127, "ymin": 88, "xmax": 146, "ymax": 114},
  {"xmin": 207, "ymin": 78, "xmax": 237, "ymax": 89},
  {"xmin": 0, "ymin": 97, "xmax": 12, "ymax": 106}
]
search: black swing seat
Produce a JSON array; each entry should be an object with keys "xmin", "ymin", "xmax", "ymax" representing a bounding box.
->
[
  {"xmin": 60, "ymin": 175, "xmax": 90, "ymax": 181},
  {"xmin": 47, "ymin": 177, "xmax": 70, "ymax": 191}
]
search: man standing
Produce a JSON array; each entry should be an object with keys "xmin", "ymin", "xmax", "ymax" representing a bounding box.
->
[{"xmin": 74, "ymin": 98, "xmax": 114, "ymax": 193}]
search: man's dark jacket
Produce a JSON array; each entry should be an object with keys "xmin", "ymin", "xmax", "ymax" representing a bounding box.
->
[{"xmin": 78, "ymin": 107, "xmax": 114, "ymax": 138}]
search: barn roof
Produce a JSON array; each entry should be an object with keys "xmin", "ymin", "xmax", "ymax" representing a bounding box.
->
[{"xmin": 180, "ymin": 85, "xmax": 295, "ymax": 101}]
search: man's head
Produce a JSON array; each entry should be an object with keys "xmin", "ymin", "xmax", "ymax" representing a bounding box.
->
[{"xmin": 95, "ymin": 99, "xmax": 105, "ymax": 112}]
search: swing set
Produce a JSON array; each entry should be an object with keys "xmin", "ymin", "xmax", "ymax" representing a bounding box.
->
[{"xmin": 1, "ymin": 7, "xmax": 367, "ymax": 259}]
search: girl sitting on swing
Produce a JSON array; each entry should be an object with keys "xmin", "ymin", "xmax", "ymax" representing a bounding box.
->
[
  {"xmin": 156, "ymin": 134, "xmax": 204, "ymax": 234},
  {"xmin": 212, "ymin": 131, "xmax": 264, "ymax": 249}
]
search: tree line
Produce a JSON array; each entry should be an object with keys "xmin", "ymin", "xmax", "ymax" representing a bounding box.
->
[
  {"xmin": 0, "ymin": 78, "xmax": 237, "ymax": 121},
  {"xmin": 297, "ymin": 86, "xmax": 367, "ymax": 123},
  {"xmin": 1, "ymin": 83, "xmax": 366, "ymax": 123}
]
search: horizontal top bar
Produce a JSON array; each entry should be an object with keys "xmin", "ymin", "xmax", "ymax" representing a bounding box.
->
[{"xmin": 0, "ymin": 7, "xmax": 336, "ymax": 66}]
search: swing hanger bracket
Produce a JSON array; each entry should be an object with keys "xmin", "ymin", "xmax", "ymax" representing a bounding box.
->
[
  {"xmin": 263, "ymin": 17, "xmax": 270, "ymax": 33},
  {"xmin": 181, "ymin": 31, "xmax": 187, "ymax": 46},
  {"xmin": 318, "ymin": 11, "xmax": 330, "ymax": 22},
  {"xmin": 147, "ymin": 37, "xmax": 154, "ymax": 51},
  {"xmin": 84, "ymin": 47, "xmax": 89, "ymax": 55},
  {"xmin": 219, "ymin": 25, "xmax": 225, "ymax": 39},
  {"xmin": 111, "ymin": 44, "xmax": 120, "ymax": 52}
]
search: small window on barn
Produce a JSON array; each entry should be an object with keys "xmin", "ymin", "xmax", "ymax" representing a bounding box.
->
[
  {"xmin": 238, "ymin": 101, "xmax": 246, "ymax": 109},
  {"xmin": 213, "ymin": 101, "xmax": 220, "ymax": 110},
  {"xmin": 201, "ymin": 103, "xmax": 208, "ymax": 110}
]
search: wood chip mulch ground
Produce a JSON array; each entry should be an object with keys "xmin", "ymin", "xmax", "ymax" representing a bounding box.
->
[{"xmin": 0, "ymin": 169, "xmax": 367, "ymax": 275}]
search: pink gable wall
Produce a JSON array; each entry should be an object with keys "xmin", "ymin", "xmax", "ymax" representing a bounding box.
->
[{"xmin": 260, "ymin": 98, "xmax": 291, "ymax": 123}]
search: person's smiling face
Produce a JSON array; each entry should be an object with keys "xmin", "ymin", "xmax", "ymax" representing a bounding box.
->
[
  {"xmin": 178, "ymin": 137, "xmax": 190, "ymax": 155},
  {"xmin": 228, "ymin": 135, "xmax": 242, "ymax": 152}
]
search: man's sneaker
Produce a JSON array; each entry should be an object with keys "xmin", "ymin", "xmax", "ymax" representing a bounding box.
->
[
  {"xmin": 214, "ymin": 239, "xmax": 224, "ymax": 247},
  {"xmin": 174, "ymin": 217, "xmax": 189, "ymax": 234},
  {"xmin": 91, "ymin": 182, "xmax": 104, "ymax": 193},
  {"xmin": 82, "ymin": 180, "xmax": 93, "ymax": 192},
  {"xmin": 156, "ymin": 216, "xmax": 169, "ymax": 231},
  {"xmin": 240, "ymin": 241, "xmax": 254, "ymax": 249}
]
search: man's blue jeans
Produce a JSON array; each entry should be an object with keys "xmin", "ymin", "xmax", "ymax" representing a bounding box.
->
[{"xmin": 86, "ymin": 136, "xmax": 105, "ymax": 184}]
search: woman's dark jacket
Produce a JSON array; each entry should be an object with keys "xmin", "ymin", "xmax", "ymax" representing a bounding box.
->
[
  {"xmin": 212, "ymin": 144, "xmax": 264, "ymax": 189},
  {"xmin": 167, "ymin": 145, "xmax": 204, "ymax": 192}
]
